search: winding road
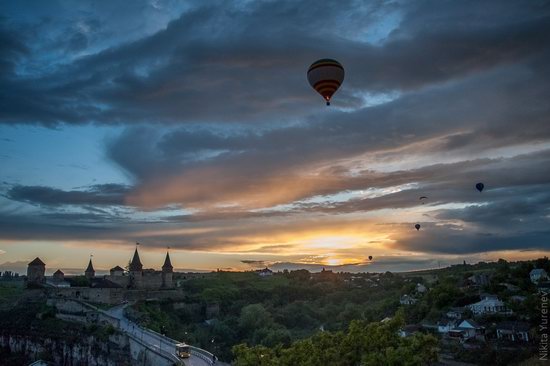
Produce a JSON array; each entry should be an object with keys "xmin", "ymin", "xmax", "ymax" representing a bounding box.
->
[{"xmin": 106, "ymin": 304, "xmax": 213, "ymax": 366}]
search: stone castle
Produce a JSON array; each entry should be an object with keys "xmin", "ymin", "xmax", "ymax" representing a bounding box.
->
[
  {"xmin": 109, "ymin": 247, "xmax": 174, "ymax": 289},
  {"xmin": 27, "ymin": 246, "xmax": 174, "ymax": 290}
]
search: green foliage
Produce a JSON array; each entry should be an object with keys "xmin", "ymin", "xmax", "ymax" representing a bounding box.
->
[
  {"xmin": 0, "ymin": 285, "xmax": 24, "ymax": 309},
  {"xmin": 232, "ymin": 315, "xmax": 438, "ymax": 366},
  {"xmin": 132, "ymin": 271, "xmax": 405, "ymax": 360}
]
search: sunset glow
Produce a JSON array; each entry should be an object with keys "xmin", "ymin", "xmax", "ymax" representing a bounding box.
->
[{"xmin": 1, "ymin": 0, "xmax": 549, "ymax": 275}]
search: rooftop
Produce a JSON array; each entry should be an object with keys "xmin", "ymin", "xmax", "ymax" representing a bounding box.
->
[
  {"xmin": 497, "ymin": 321, "xmax": 530, "ymax": 332},
  {"xmin": 129, "ymin": 247, "xmax": 143, "ymax": 271},
  {"xmin": 28, "ymin": 257, "xmax": 45, "ymax": 266}
]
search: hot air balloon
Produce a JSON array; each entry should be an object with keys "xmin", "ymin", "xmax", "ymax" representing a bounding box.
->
[
  {"xmin": 368, "ymin": 255, "xmax": 373, "ymax": 261},
  {"xmin": 307, "ymin": 59, "xmax": 345, "ymax": 106},
  {"xmin": 419, "ymin": 196, "xmax": 428, "ymax": 204},
  {"xmin": 415, "ymin": 224, "xmax": 421, "ymax": 231},
  {"xmin": 475, "ymin": 183, "xmax": 484, "ymax": 192}
]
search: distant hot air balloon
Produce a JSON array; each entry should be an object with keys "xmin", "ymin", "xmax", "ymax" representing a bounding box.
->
[
  {"xmin": 368, "ymin": 255, "xmax": 373, "ymax": 261},
  {"xmin": 475, "ymin": 183, "xmax": 484, "ymax": 192},
  {"xmin": 415, "ymin": 224, "xmax": 421, "ymax": 231},
  {"xmin": 307, "ymin": 59, "xmax": 345, "ymax": 106},
  {"xmin": 419, "ymin": 196, "xmax": 428, "ymax": 204}
]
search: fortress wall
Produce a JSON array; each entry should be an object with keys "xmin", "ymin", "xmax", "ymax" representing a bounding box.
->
[
  {"xmin": 106, "ymin": 274, "xmax": 130, "ymax": 288},
  {"xmin": 140, "ymin": 272, "xmax": 164, "ymax": 289},
  {"xmin": 52, "ymin": 287, "xmax": 124, "ymax": 305}
]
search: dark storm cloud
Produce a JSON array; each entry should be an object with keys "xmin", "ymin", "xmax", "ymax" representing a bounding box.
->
[
  {"xmin": 1, "ymin": 0, "xmax": 549, "ymax": 125},
  {"xmin": 0, "ymin": 22, "xmax": 28, "ymax": 74},
  {"xmin": 297, "ymin": 149, "xmax": 550, "ymax": 214},
  {"xmin": 2, "ymin": 0, "xmax": 550, "ymax": 263},
  {"xmin": 5, "ymin": 183, "xmax": 131, "ymax": 206},
  {"xmin": 107, "ymin": 63, "xmax": 550, "ymax": 209},
  {"xmin": 392, "ymin": 226, "xmax": 550, "ymax": 255}
]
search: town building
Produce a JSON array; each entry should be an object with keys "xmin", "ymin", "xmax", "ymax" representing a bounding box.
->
[
  {"xmin": 530, "ymin": 268, "xmax": 548, "ymax": 284},
  {"xmin": 496, "ymin": 321, "xmax": 530, "ymax": 342},
  {"xmin": 257, "ymin": 267, "xmax": 273, "ymax": 277},
  {"xmin": 446, "ymin": 307, "xmax": 465, "ymax": 320},
  {"xmin": 437, "ymin": 318, "xmax": 458, "ymax": 333},
  {"xmin": 400, "ymin": 294, "xmax": 417, "ymax": 305},
  {"xmin": 449, "ymin": 319, "xmax": 484, "ymax": 341},
  {"xmin": 468, "ymin": 295, "xmax": 510, "ymax": 315}
]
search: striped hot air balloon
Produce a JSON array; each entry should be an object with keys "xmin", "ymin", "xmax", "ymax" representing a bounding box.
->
[{"xmin": 307, "ymin": 59, "xmax": 345, "ymax": 106}]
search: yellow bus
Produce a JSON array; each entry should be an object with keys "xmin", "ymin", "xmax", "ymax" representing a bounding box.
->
[{"xmin": 176, "ymin": 343, "xmax": 191, "ymax": 358}]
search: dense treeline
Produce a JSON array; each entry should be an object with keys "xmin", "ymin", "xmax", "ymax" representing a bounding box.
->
[
  {"xmin": 232, "ymin": 310, "xmax": 438, "ymax": 366},
  {"xmin": 130, "ymin": 258, "xmax": 546, "ymax": 363},
  {"xmin": 130, "ymin": 270, "xmax": 406, "ymax": 360}
]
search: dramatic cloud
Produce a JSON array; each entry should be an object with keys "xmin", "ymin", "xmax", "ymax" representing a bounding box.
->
[
  {"xmin": 1, "ymin": 0, "xmax": 550, "ymax": 271},
  {"xmin": 1, "ymin": 1, "xmax": 549, "ymax": 125},
  {"xmin": 5, "ymin": 184, "xmax": 131, "ymax": 206}
]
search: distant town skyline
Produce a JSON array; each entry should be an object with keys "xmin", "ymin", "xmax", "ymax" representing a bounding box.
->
[{"xmin": 1, "ymin": 1, "xmax": 550, "ymax": 273}]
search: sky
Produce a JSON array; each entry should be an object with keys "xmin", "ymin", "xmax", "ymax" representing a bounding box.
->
[{"xmin": 1, "ymin": 0, "xmax": 550, "ymax": 275}]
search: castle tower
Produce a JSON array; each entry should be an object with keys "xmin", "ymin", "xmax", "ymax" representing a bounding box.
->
[
  {"xmin": 53, "ymin": 269, "xmax": 65, "ymax": 282},
  {"xmin": 85, "ymin": 257, "xmax": 95, "ymax": 279},
  {"xmin": 162, "ymin": 251, "xmax": 174, "ymax": 288},
  {"xmin": 27, "ymin": 257, "xmax": 46, "ymax": 286},
  {"xmin": 129, "ymin": 246, "xmax": 143, "ymax": 288}
]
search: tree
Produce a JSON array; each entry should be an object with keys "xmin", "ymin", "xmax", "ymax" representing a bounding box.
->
[
  {"xmin": 239, "ymin": 304, "xmax": 273, "ymax": 335},
  {"xmin": 233, "ymin": 311, "xmax": 438, "ymax": 366}
]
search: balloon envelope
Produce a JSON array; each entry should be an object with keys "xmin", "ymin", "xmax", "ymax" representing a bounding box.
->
[
  {"xmin": 307, "ymin": 59, "xmax": 345, "ymax": 105},
  {"xmin": 415, "ymin": 224, "xmax": 421, "ymax": 231},
  {"xmin": 475, "ymin": 183, "xmax": 484, "ymax": 192},
  {"xmin": 368, "ymin": 256, "xmax": 373, "ymax": 261}
]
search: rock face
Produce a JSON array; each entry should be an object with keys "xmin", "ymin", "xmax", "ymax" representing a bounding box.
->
[{"xmin": 0, "ymin": 333, "xmax": 133, "ymax": 366}]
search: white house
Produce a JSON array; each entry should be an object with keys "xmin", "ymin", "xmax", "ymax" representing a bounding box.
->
[
  {"xmin": 437, "ymin": 318, "xmax": 457, "ymax": 333},
  {"xmin": 468, "ymin": 296, "xmax": 510, "ymax": 315},
  {"xmin": 530, "ymin": 268, "xmax": 548, "ymax": 284},
  {"xmin": 400, "ymin": 294, "xmax": 417, "ymax": 305},
  {"xmin": 257, "ymin": 267, "xmax": 273, "ymax": 277},
  {"xmin": 449, "ymin": 319, "xmax": 484, "ymax": 340},
  {"xmin": 446, "ymin": 307, "xmax": 465, "ymax": 320},
  {"xmin": 496, "ymin": 321, "xmax": 530, "ymax": 342}
]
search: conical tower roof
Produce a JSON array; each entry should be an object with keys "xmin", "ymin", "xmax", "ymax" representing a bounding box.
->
[
  {"xmin": 129, "ymin": 247, "xmax": 143, "ymax": 271},
  {"xmin": 162, "ymin": 251, "xmax": 173, "ymax": 272},
  {"xmin": 85, "ymin": 258, "xmax": 95, "ymax": 273},
  {"xmin": 29, "ymin": 257, "xmax": 45, "ymax": 266}
]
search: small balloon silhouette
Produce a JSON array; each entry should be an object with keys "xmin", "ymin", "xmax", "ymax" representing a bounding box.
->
[
  {"xmin": 475, "ymin": 183, "xmax": 484, "ymax": 192},
  {"xmin": 415, "ymin": 224, "xmax": 421, "ymax": 231}
]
